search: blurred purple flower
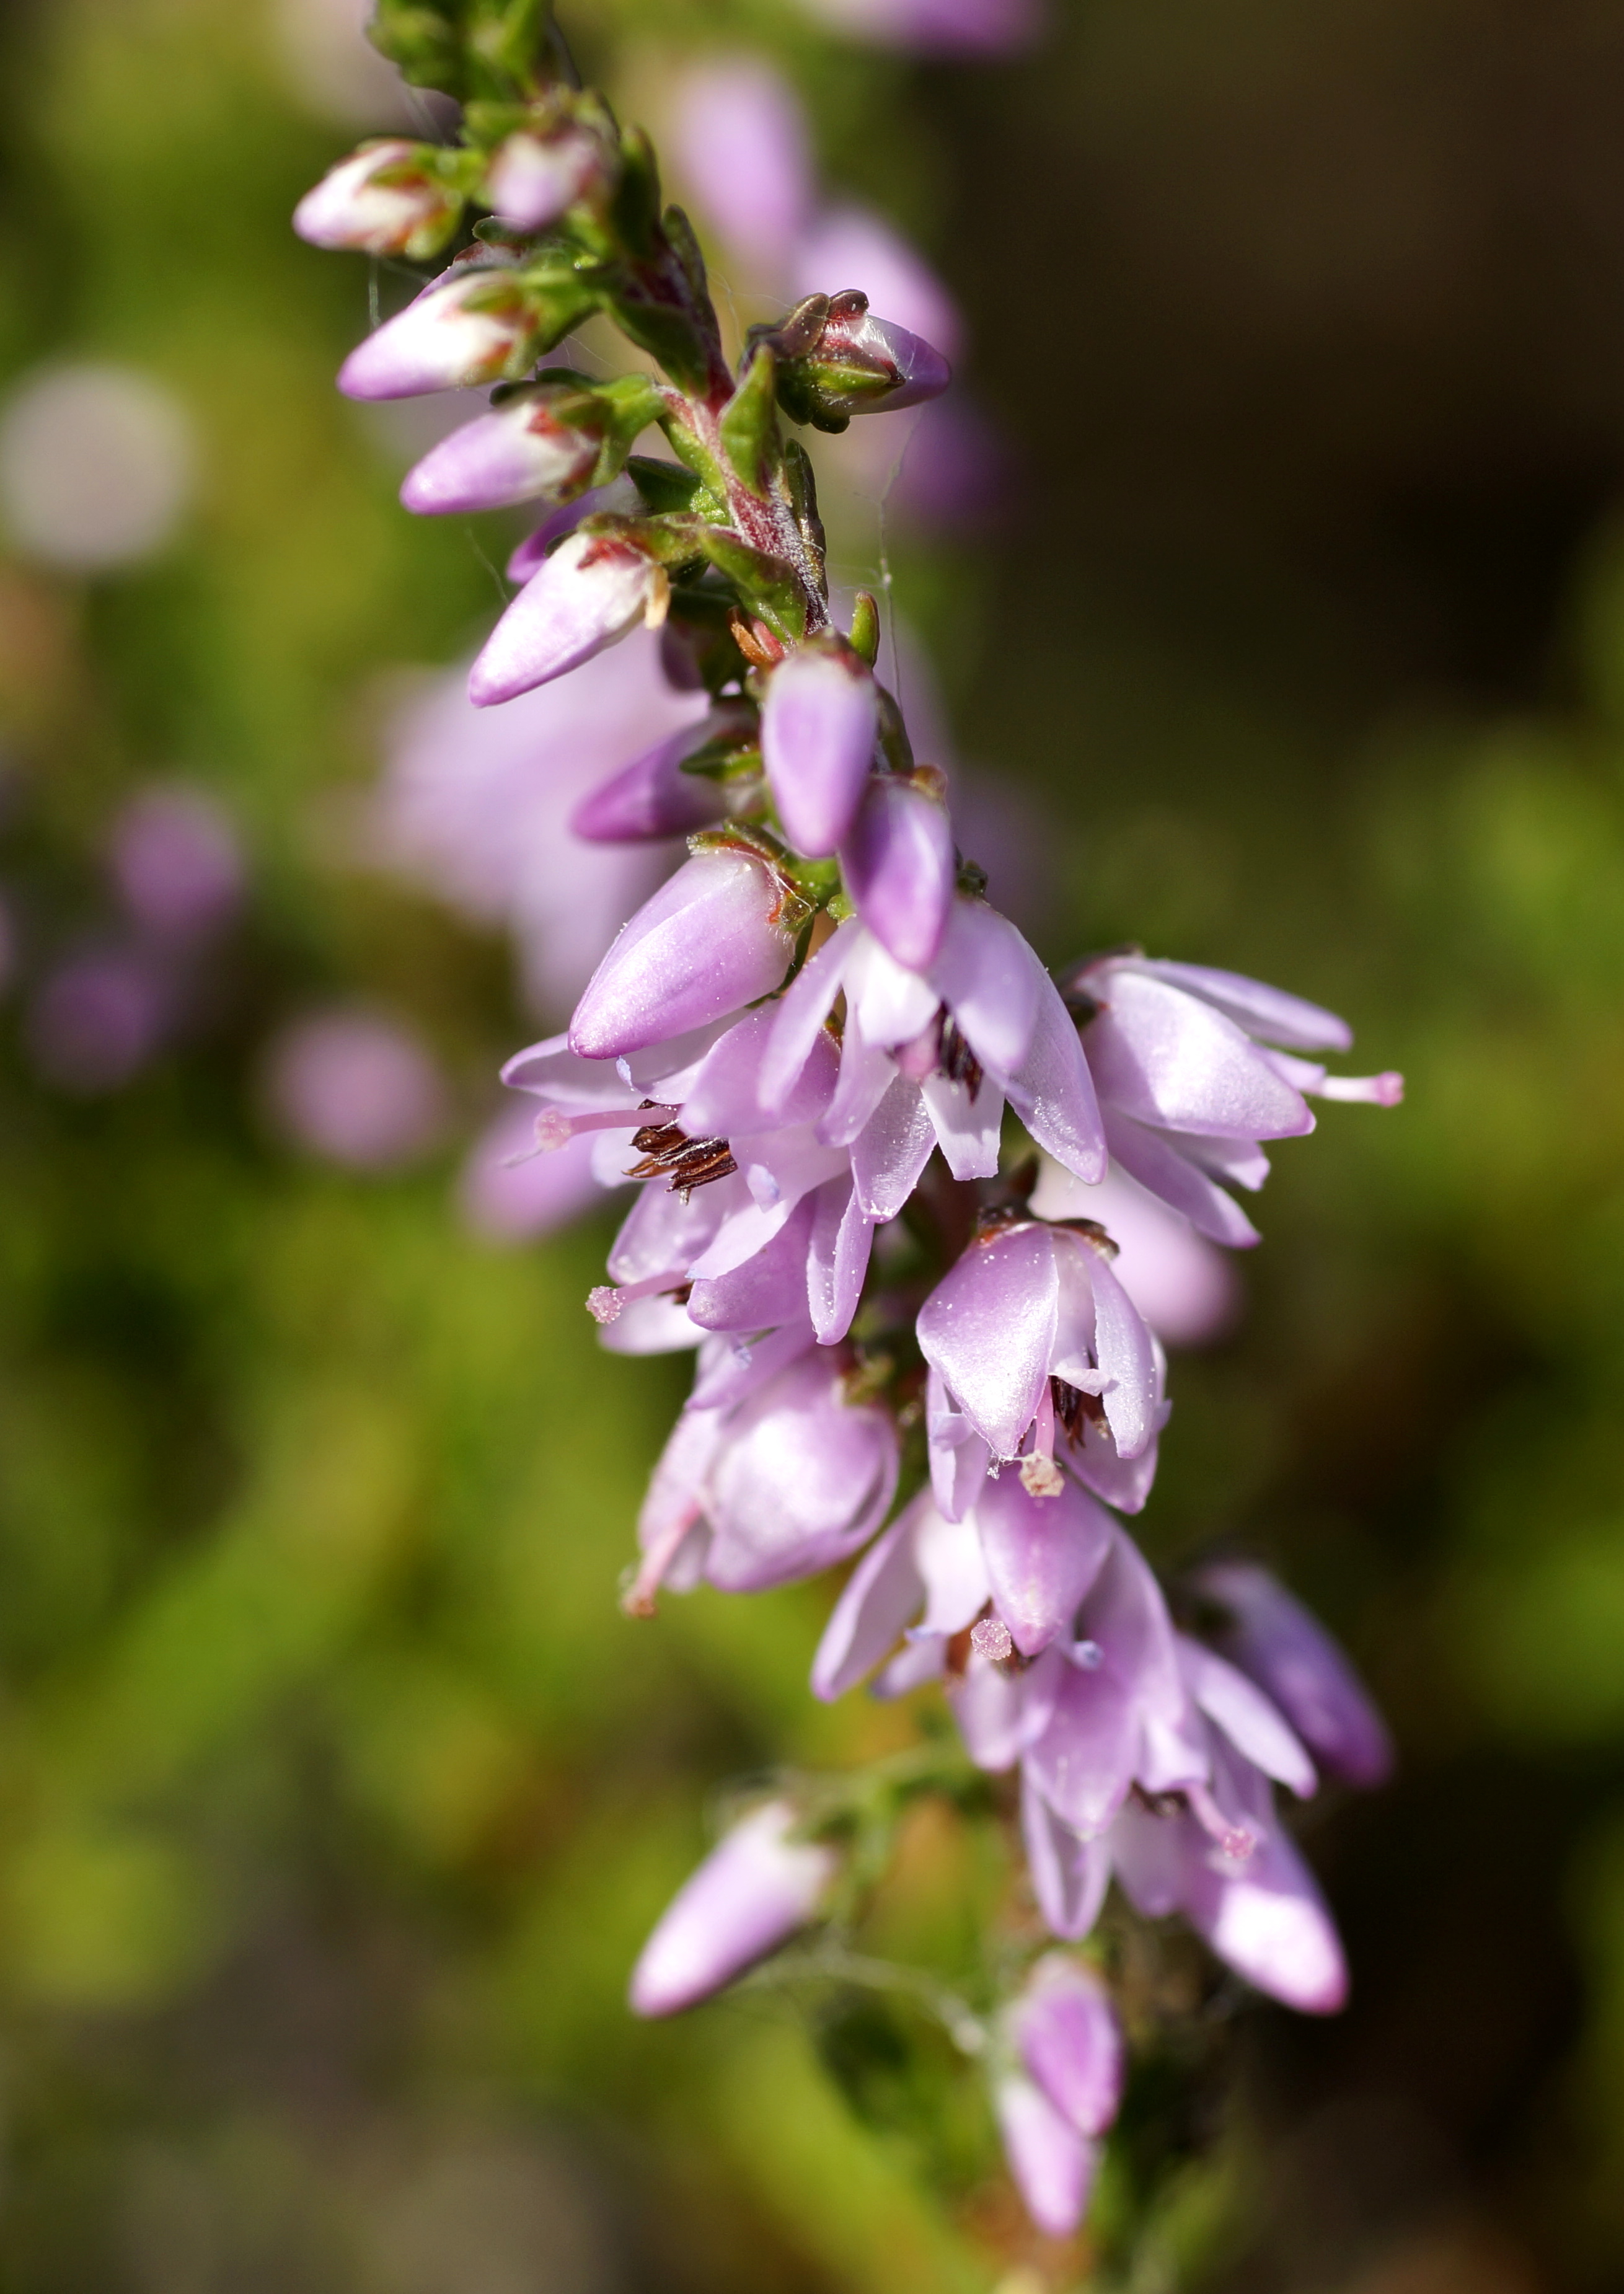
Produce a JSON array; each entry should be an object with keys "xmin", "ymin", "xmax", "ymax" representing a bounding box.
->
[
  {"xmin": 1184, "ymin": 1559, "xmax": 1393, "ymax": 1788},
  {"xmin": 1028, "ymin": 1157, "xmax": 1242, "ymax": 1348},
  {"xmin": 795, "ymin": 0, "xmax": 1043, "ymax": 53},
  {"xmin": 372, "ymin": 626, "xmax": 708, "ymax": 1017},
  {"xmin": 456, "ymin": 1100, "xmax": 608, "ymax": 1242},
  {"xmin": 263, "ymin": 1009, "xmax": 447, "ymax": 1168},
  {"xmin": 629, "ymin": 1800, "xmax": 836, "ymax": 2016},
  {"xmin": 670, "ymin": 60, "xmax": 814, "ymax": 271},
  {"xmin": 108, "ymin": 785, "xmax": 244, "ymax": 946},
  {"xmin": 27, "ymin": 946, "xmax": 171, "ymax": 1094}
]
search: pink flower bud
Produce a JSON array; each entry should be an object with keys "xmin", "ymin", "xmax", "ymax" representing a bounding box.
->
[
  {"xmin": 1010, "ymin": 1956, "xmax": 1124, "ymax": 2140},
  {"xmin": 629, "ymin": 1800, "xmax": 836, "ymax": 2016},
  {"xmin": 994, "ymin": 2076, "xmax": 1097, "ymax": 2239},
  {"xmin": 294, "ymin": 139, "xmax": 460, "ymax": 260},
  {"xmin": 568, "ymin": 850, "xmax": 796, "ymax": 1059},
  {"xmin": 761, "ymin": 643, "xmax": 877, "ymax": 857},
  {"xmin": 469, "ymin": 531, "xmax": 669, "ymax": 708},
  {"xmin": 570, "ymin": 709, "xmax": 749, "ymax": 844},
  {"xmin": 400, "ymin": 391, "xmax": 601, "ymax": 516},
  {"xmin": 486, "ymin": 125, "xmax": 607, "ymax": 232},
  {"xmin": 840, "ymin": 776, "xmax": 955, "ymax": 971},
  {"xmin": 337, "ymin": 261, "xmax": 540, "ymax": 401},
  {"xmin": 780, "ymin": 290, "xmax": 952, "ymax": 423}
]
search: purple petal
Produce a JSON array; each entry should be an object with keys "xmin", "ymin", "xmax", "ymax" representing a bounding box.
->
[
  {"xmin": 762, "ymin": 646, "xmax": 878, "ymax": 857},
  {"xmin": 487, "ymin": 126, "xmax": 604, "ymax": 230},
  {"xmin": 834, "ymin": 307, "xmax": 953, "ymax": 414},
  {"xmin": 760, "ymin": 921, "xmax": 859, "ymax": 1112},
  {"xmin": 929, "ymin": 900, "xmax": 1041, "ymax": 1075},
  {"xmin": 629, "ymin": 1801, "xmax": 834, "ymax": 2016},
  {"xmin": 507, "ymin": 477, "xmax": 640, "ymax": 581},
  {"xmin": 808, "ymin": 1174, "xmax": 874, "ymax": 1343},
  {"xmin": 949, "ymin": 1641, "xmax": 1062, "ymax": 1770},
  {"xmin": 687, "ymin": 1193, "xmax": 816, "ymax": 1332},
  {"xmin": 920, "ymin": 1070, "xmax": 1004, "ymax": 1182},
  {"xmin": 703, "ymin": 1352, "xmax": 899, "ymax": 1590},
  {"xmin": 1189, "ymin": 1561, "xmax": 1393, "ymax": 1788},
  {"xmin": 994, "ymin": 2077, "xmax": 1096, "ymax": 2239},
  {"xmin": 1178, "ymin": 1636, "xmax": 1317, "ymax": 1798},
  {"xmin": 973, "ymin": 1471, "xmax": 1113, "ymax": 1656},
  {"xmin": 569, "ymin": 852, "xmax": 793, "ymax": 1061},
  {"xmin": 1021, "ymin": 1776, "xmax": 1113, "ymax": 1941},
  {"xmin": 1003, "ymin": 975, "xmax": 1106, "ymax": 1183},
  {"xmin": 916, "ymin": 1224, "xmax": 1059, "ymax": 1460},
  {"xmin": 680, "ymin": 1004, "xmax": 838, "ymax": 1137},
  {"xmin": 1126, "ymin": 958, "xmax": 1353, "ymax": 1054},
  {"xmin": 850, "ymin": 1074, "xmax": 935, "ymax": 1219},
  {"xmin": 569, "ymin": 721, "xmax": 729, "ymax": 843},
  {"xmin": 811, "ymin": 1501, "xmax": 927, "ymax": 1701},
  {"xmin": 1075, "ymin": 1241, "xmax": 1158, "ymax": 1460},
  {"xmin": 1085, "ymin": 971, "xmax": 1312, "ymax": 1141},
  {"xmin": 1183, "ymin": 1820, "xmax": 1348, "ymax": 2014},
  {"xmin": 469, "ymin": 532, "xmax": 664, "ymax": 708},
  {"xmin": 841, "ymin": 779, "xmax": 955, "ymax": 973},
  {"xmin": 1101, "ymin": 1110, "xmax": 1262, "ymax": 1248},
  {"xmin": 401, "ymin": 395, "xmax": 599, "ymax": 515},
  {"xmin": 1014, "ymin": 1954, "xmax": 1125, "ymax": 2137},
  {"xmin": 337, "ymin": 263, "xmax": 531, "ymax": 399},
  {"xmin": 688, "ymin": 1319, "xmax": 816, "ymax": 1412}
]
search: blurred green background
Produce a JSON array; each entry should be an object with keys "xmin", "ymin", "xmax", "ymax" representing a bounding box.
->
[{"xmin": 2, "ymin": 0, "xmax": 1624, "ymax": 2287}]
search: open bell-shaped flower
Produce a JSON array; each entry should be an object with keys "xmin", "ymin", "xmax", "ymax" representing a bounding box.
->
[
  {"xmin": 629, "ymin": 1799, "xmax": 836, "ymax": 2016},
  {"xmin": 469, "ymin": 530, "xmax": 670, "ymax": 708},
  {"xmin": 1067, "ymin": 952, "xmax": 1402, "ymax": 1246}
]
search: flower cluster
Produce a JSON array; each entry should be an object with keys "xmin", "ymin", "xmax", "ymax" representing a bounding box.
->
[{"xmin": 299, "ymin": 0, "xmax": 1400, "ymax": 2243}]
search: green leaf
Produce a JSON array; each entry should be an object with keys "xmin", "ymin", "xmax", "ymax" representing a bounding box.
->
[{"xmin": 718, "ymin": 345, "xmax": 780, "ymax": 501}]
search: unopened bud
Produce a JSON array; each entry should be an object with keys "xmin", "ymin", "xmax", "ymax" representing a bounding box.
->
[
  {"xmin": 840, "ymin": 773, "xmax": 956, "ymax": 973},
  {"xmin": 761, "ymin": 640, "xmax": 878, "ymax": 858},
  {"xmin": 770, "ymin": 290, "xmax": 951, "ymax": 431},
  {"xmin": 294, "ymin": 140, "xmax": 462, "ymax": 261},
  {"xmin": 338, "ymin": 258, "xmax": 547, "ymax": 401},
  {"xmin": 469, "ymin": 529, "xmax": 669, "ymax": 707},
  {"xmin": 486, "ymin": 124, "xmax": 611, "ymax": 232},
  {"xmin": 568, "ymin": 850, "xmax": 795, "ymax": 1061},
  {"xmin": 400, "ymin": 387, "xmax": 602, "ymax": 515},
  {"xmin": 629, "ymin": 1800, "xmax": 836, "ymax": 2016}
]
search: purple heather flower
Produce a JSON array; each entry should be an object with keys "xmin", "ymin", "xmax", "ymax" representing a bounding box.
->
[
  {"xmin": 374, "ymin": 627, "xmax": 707, "ymax": 1017},
  {"xmin": 629, "ymin": 1799, "xmax": 837, "ymax": 2016},
  {"xmin": 839, "ymin": 775, "xmax": 956, "ymax": 971},
  {"xmin": 468, "ymin": 531, "xmax": 669, "ymax": 708},
  {"xmin": 293, "ymin": 138, "xmax": 460, "ymax": 258},
  {"xmin": 27, "ymin": 946, "xmax": 171, "ymax": 1095},
  {"xmin": 994, "ymin": 2075, "xmax": 1097, "ymax": 2241},
  {"xmin": 999, "ymin": 1954, "xmax": 1123, "ymax": 2230},
  {"xmin": 506, "ymin": 474, "xmax": 642, "ymax": 583},
  {"xmin": 399, "ymin": 390, "xmax": 601, "ymax": 515},
  {"xmin": 568, "ymin": 850, "xmax": 798, "ymax": 1061},
  {"xmin": 1027, "ymin": 1157, "xmax": 1241, "ymax": 1349},
  {"xmin": 917, "ymin": 1217, "xmax": 1159, "ymax": 1478},
  {"xmin": 1068, "ymin": 953, "xmax": 1403, "ymax": 1246},
  {"xmin": 337, "ymin": 255, "xmax": 541, "ymax": 401},
  {"xmin": 1110, "ymin": 1727, "xmax": 1347, "ymax": 2013},
  {"xmin": 108, "ymin": 785, "xmax": 244, "ymax": 945},
  {"xmin": 262, "ymin": 1008, "xmax": 447, "ymax": 1168},
  {"xmin": 1185, "ymin": 1559, "xmax": 1393, "ymax": 1788},
  {"xmin": 485, "ymin": 124, "xmax": 607, "ymax": 231},
  {"xmin": 671, "ymin": 59, "xmax": 814, "ymax": 271},
  {"xmin": 570, "ymin": 704, "xmax": 754, "ymax": 844},
  {"xmin": 762, "ymin": 905, "xmax": 1105, "ymax": 1207},
  {"xmin": 761, "ymin": 643, "xmax": 878, "ymax": 858},
  {"xmin": 795, "ymin": 0, "xmax": 1043, "ymax": 55},
  {"xmin": 628, "ymin": 1343, "xmax": 899, "ymax": 1608}
]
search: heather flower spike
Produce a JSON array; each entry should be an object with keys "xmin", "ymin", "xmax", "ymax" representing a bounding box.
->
[{"xmin": 302, "ymin": 0, "xmax": 1403, "ymax": 2246}]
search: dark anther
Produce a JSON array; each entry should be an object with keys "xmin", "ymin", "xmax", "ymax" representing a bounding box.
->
[
  {"xmin": 1051, "ymin": 1376, "xmax": 1105, "ymax": 1443},
  {"xmin": 1062, "ymin": 986, "xmax": 1101, "ymax": 1026},
  {"xmin": 936, "ymin": 1007, "xmax": 984, "ymax": 1098},
  {"xmin": 626, "ymin": 1122, "xmax": 738, "ymax": 1201}
]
